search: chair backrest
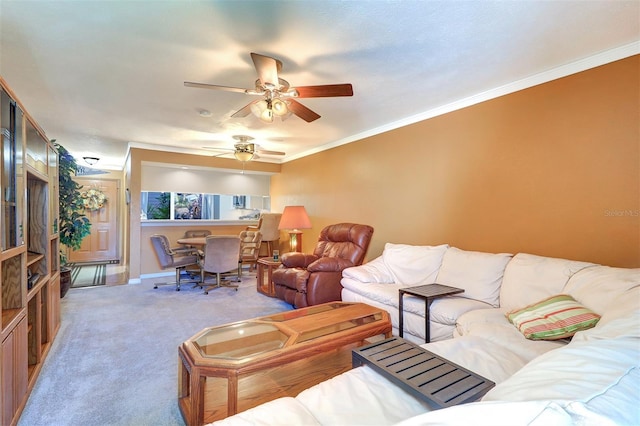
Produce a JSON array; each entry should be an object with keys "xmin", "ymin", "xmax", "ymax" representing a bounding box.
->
[
  {"xmin": 150, "ymin": 234, "xmax": 174, "ymax": 269},
  {"xmin": 313, "ymin": 223, "xmax": 374, "ymax": 267},
  {"xmin": 184, "ymin": 229, "xmax": 211, "ymax": 238},
  {"xmin": 202, "ymin": 236, "xmax": 241, "ymax": 273},
  {"xmin": 239, "ymin": 230, "xmax": 262, "ymax": 260},
  {"xmin": 258, "ymin": 213, "xmax": 282, "ymax": 242}
]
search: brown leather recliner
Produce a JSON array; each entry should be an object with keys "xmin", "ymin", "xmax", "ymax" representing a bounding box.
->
[{"xmin": 272, "ymin": 223, "xmax": 374, "ymax": 308}]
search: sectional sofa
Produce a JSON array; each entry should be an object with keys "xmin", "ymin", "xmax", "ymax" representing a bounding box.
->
[{"xmin": 211, "ymin": 244, "xmax": 640, "ymax": 425}]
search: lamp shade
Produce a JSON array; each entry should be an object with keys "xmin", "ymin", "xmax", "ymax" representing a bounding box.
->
[{"xmin": 278, "ymin": 206, "xmax": 311, "ymax": 230}]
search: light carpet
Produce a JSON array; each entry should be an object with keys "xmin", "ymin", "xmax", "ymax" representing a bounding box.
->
[{"xmin": 18, "ymin": 275, "xmax": 291, "ymax": 426}]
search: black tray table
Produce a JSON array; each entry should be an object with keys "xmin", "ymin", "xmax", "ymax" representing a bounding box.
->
[{"xmin": 352, "ymin": 337, "xmax": 495, "ymax": 409}]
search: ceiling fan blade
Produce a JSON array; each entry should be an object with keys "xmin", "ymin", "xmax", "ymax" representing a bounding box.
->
[
  {"xmin": 212, "ymin": 152, "xmax": 232, "ymax": 158},
  {"xmin": 287, "ymin": 99, "xmax": 321, "ymax": 123},
  {"xmin": 231, "ymin": 101, "xmax": 256, "ymax": 118},
  {"xmin": 251, "ymin": 53, "xmax": 280, "ymax": 87},
  {"xmin": 184, "ymin": 81, "xmax": 248, "ymax": 93},
  {"xmin": 202, "ymin": 146, "xmax": 234, "ymax": 152},
  {"xmin": 257, "ymin": 149, "xmax": 286, "ymax": 156},
  {"xmin": 294, "ymin": 84, "xmax": 353, "ymax": 98}
]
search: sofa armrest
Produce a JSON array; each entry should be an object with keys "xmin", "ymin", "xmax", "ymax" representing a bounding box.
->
[
  {"xmin": 342, "ymin": 256, "xmax": 394, "ymax": 283},
  {"xmin": 281, "ymin": 252, "xmax": 319, "ymax": 268},
  {"xmin": 308, "ymin": 257, "xmax": 354, "ymax": 273}
]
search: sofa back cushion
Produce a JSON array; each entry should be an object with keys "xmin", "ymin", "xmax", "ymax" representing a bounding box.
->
[
  {"xmin": 499, "ymin": 253, "xmax": 596, "ymax": 311},
  {"xmin": 435, "ymin": 247, "xmax": 512, "ymax": 307},
  {"xmin": 563, "ymin": 265, "xmax": 640, "ymax": 314},
  {"xmin": 381, "ymin": 243, "xmax": 449, "ymax": 286},
  {"xmin": 572, "ymin": 286, "xmax": 640, "ymax": 340}
]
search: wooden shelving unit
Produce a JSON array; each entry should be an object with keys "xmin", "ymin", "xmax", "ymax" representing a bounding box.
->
[{"xmin": 1, "ymin": 76, "xmax": 60, "ymax": 425}]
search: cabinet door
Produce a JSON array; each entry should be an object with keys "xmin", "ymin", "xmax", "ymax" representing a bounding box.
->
[
  {"xmin": 1, "ymin": 317, "xmax": 27, "ymax": 426},
  {"xmin": 1, "ymin": 331, "xmax": 13, "ymax": 426},
  {"xmin": 48, "ymin": 276, "xmax": 61, "ymax": 336},
  {"xmin": 14, "ymin": 318, "xmax": 27, "ymax": 413}
]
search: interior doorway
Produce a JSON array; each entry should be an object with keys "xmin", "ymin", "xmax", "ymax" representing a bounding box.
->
[{"xmin": 68, "ymin": 178, "xmax": 119, "ymax": 264}]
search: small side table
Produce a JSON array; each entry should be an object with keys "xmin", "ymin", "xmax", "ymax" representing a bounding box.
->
[
  {"xmin": 399, "ymin": 283, "xmax": 464, "ymax": 343},
  {"xmin": 256, "ymin": 257, "xmax": 281, "ymax": 297}
]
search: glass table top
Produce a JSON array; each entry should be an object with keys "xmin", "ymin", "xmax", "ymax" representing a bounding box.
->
[
  {"xmin": 191, "ymin": 303, "xmax": 384, "ymax": 361},
  {"xmin": 194, "ymin": 322, "xmax": 289, "ymax": 360}
]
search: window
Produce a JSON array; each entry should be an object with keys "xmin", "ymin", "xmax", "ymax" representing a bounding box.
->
[{"xmin": 141, "ymin": 192, "xmax": 268, "ymax": 221}]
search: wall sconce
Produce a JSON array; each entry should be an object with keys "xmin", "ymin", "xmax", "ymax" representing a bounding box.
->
[
  {"xmin": 83, "ymin": 156, "xmax": 99, "ymax": 166},
  {"xmin": 278, "ymin": 205, "xmax": 312, "ymax": 252}
]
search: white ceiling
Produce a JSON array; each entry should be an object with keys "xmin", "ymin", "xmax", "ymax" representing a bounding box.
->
[{"xmin": 1, "ymin": 1, "xmax": 638, "ymax": 170}]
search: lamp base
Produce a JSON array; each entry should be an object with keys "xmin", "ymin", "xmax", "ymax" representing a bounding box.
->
[{"xmin": 288, "ymin": 231, "xmax": 303, "ymax": 253}]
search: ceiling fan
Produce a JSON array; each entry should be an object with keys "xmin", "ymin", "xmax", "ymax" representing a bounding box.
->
[
  {"xmin": 185, "ymin": 52, "xmax": 353, "ymax": 123},
  {"xmin": 204, "ymin": 135, "xmax": 286, "ymax": 162}
]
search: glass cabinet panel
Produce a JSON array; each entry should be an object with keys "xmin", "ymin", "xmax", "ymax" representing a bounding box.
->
[
  {"xmin": 1, "ymin": 89, "xmax": 23, "ymax": 250},
  {"xmin": 25, "ymin": 119, "xmax": 48, "ymax": 175},
  {"xmin": 48, "ymin": 145, "xmax": 58, "ymax": 235}
]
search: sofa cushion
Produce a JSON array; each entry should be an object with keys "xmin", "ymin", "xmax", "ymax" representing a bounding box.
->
[
  {"xmin": 340, "ymin": 279, "xmax": 490, "ymax": 325},
  {"xmin": 393, "ymin": 400, "xmax": 620, "ymax": 426},
  {"xmin": 572, "ymin": 287, "xmax": 640, "ymax": 341},
  {"xmin": 563, "ymin": 265, "xmax": 640, "ymax": 314},
  {"xmin": 483, "ymin": 337, "xmax": 640, "ymax": 426},
  {"xmin": 499, "ymin": 253, "xmax": 596, "ymax": 311},
  {"xmin": 342, "ymin": 255, "xmax": 394, "ymax": 283},
  {"xmin": 435, "ymin": 247, "xmax": 512, "ymax": 307},
  {"xmin": 295, "ymin": 365, "xmax": 433, "ymax": 425},
  {"xmin": 382, "ymin": 243, "xmax": 449, "ymax": 286},
  {"xmin": 209, "ymin": 397, "xmax": 320, "ymax": 425},
  {"xmin": 506, "ymin": 294, "xmax": 600, "ymax": 340}
]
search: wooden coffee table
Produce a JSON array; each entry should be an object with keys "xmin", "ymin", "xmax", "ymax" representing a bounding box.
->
[{"xmin": 178, "ymin": 302, "xmax": 392, "ymax": 425}]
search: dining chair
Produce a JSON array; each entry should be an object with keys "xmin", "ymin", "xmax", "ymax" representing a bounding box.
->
[
  {"xmin": 150, "ymin": 234, "xmax": 201, "ymax": 291},
  {"xmin": 239, "ymin": 230, "xmax": 262, "ymax": 273},
  {"xmin": 200, "ymin": 235, "xmax": 241, "ymax": 294},
  {"xmin": 246, "ymin": 213, "xmax": 282, "ymax": 257}
]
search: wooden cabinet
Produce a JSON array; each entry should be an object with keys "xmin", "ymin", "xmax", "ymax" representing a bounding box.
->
[
  {"xmin": 1, "ymin": 77, "xmax": 60, "ymax": 425},
  {"xmin": 2, "ymin": 317, "xmax": 27, "ymax": 426}
]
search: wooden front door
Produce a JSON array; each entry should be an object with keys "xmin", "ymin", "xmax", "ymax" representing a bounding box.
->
[{"xmin": 68, "ymin": 178, "xmax": 119, "ymax": 263}]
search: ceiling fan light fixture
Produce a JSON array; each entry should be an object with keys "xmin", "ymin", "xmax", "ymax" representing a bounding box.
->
[
  {"xmin": 260, "ymin": 107, "xmax": 274, "ymax": 123},
  {"xmin": 250, "ymin": 100, "xmax": 268, "ymax": 116},
  {"xmin": 272, "ymin": 98, "xmax": 288, "ymax": 116},
  {"xmin": 234, "ymin": 151, "xmax": 254, "ymax": 162},
  {"xmin": 83, "ymin": 156, "xmax": 99, "ymax": 166}
]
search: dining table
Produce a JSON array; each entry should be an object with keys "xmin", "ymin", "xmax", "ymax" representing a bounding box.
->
[{"xmin": 177, "ymin": 237, "xmax": 208, "ymax": 247}]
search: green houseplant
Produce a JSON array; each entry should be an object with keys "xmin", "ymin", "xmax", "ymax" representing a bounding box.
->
[{"xmin": 54, "ymin": 141, "xmax": 91, "ymax": 297}]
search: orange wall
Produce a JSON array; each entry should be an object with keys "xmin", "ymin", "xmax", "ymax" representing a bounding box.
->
[{"xmin": 271, "ymin": 56, "xmax": 640, "ymax": 268}]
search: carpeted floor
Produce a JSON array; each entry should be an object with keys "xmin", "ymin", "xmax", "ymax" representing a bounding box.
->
[{"xmin": 18, "ymin": 274, "xmax": 292, "ymax": 426}]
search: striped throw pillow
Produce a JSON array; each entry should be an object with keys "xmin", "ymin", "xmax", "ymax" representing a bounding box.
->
[{"xmin": 506, "ymin": 294, "xmax": 601, "ymax": 340}]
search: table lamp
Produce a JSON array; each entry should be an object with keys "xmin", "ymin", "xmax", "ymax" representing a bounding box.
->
[{"xmin": 278, "ymin": 206, "xmax": 311, "ymax": 252}]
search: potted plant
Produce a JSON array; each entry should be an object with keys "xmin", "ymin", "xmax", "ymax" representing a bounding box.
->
[{"xmin": 54, "ymin": 141, "xmax": 91, "ymax": 297}]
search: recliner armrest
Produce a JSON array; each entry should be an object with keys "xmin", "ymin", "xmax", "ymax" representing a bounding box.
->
[
  {"xmin": 308, "ymin": 257, "xmax": 354, "ymax": 273},
  {"xmin": 281, "ymin": 252, "xmax": 319, "ymax": 268}
]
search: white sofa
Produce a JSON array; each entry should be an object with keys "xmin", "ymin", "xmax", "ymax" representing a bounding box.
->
[{"xmin": 211, "ymin": 245, "xmax": 640, "ymax": 426}]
